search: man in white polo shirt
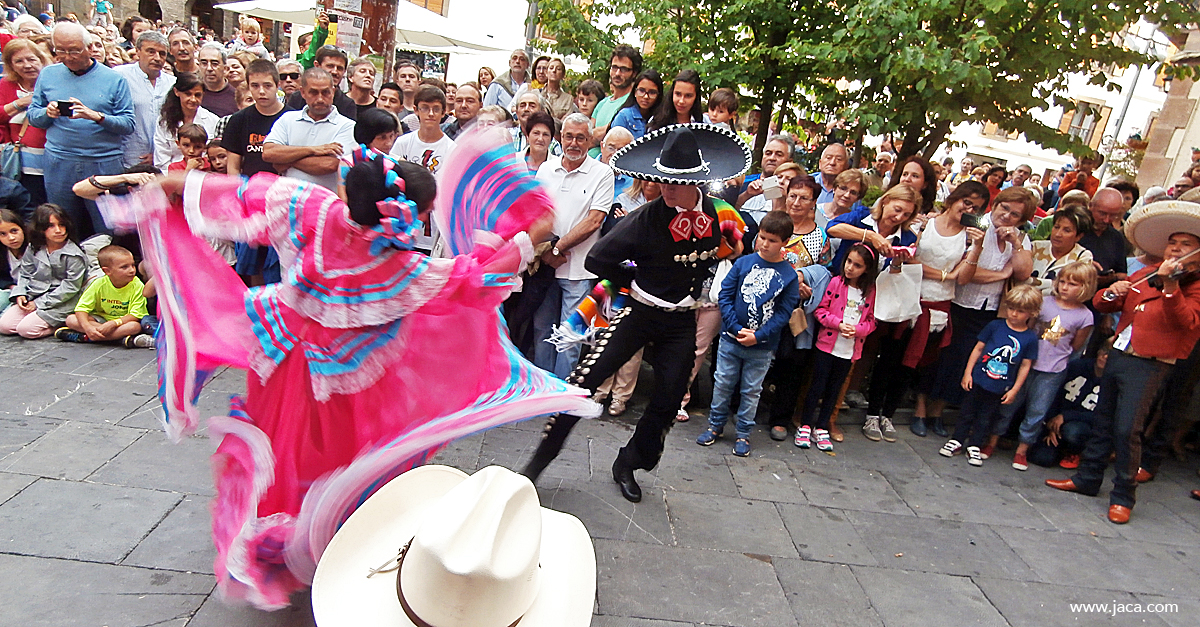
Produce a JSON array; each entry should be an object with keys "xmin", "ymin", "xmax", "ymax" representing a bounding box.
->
[
  {"xmin": 262, "ymin": 67, "xmax": 355, "ymax": 191},
  {"xmin": 532, "ymin": 113, "xmax": 615, "ymax": 379}
]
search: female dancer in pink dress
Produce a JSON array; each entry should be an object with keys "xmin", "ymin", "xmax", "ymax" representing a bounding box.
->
[{"xmin": 99, "ymin": 131, "xmax": 594, "ymax": 609}]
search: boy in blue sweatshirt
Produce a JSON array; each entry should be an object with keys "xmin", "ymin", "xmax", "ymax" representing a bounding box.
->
[{"xmin": 698, "ymin": 210, "xmax": 800, "ymax": 456}]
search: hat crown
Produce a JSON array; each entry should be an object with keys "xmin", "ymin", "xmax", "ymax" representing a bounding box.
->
[
  {"xmin": 658, "ymin": 127, "xmax": 703, "ymax": 171},
  {"xmin": 401, "ymin": 466, "xmax": 542, "ymax": 627}
]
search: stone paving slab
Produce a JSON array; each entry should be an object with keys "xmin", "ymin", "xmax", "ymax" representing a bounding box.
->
[
  {"xmin": 537, "ymin": 484, "xmax": 674, "ymax": 546},
  {"xmin": 0, "ymin": 553, "xmax": 212, "ymax": 627},
  {"xmin": 88, "ymin": 431, "xmax": 217, "ymax": 496},
  {"xmin": 773, "ymin": 559, "xmax": 884, "ymax": 627},
  {"xmin": 0, "ymin": 478, "xmax": 182, "ymax": 562},
  {"xmin": 992, "ymin": 526, "xmax": 1200, "ymax": 598},
  {"xmin": 776, "ymin": 503, "xmax": 879, "ymax": 566},
  {"xmin": 664, "ymin": 491, "xmax": 798, "ymax": 558},
  {"xmin": 974, "ymin": 578, "xmax": 1172, "ymax": 627},
  {"xmin": 0, "ymin": 470, "xmax": 36, "ymax": 504},
  {"xmin": 1134, "ymin": 595, "xmax": 1200, "ymax": 627},
  {"xmin": 594, "ymin": 539, "xmax": 798, "ymax": 627},
  {"xmin": 0, "ymin": 414, "xmax": 62, "ymax": 458},
  {"xmin": 789, "ymin": 461, "xmax": 914, "ymax": 516},
  {"xmin": 885, "ymin": 470, "xmax": 1053, "ymax": 529},
  {"xmin": 844, "ymin": 509, "xmax": 1039, "ymax": 580},
  {"xmin": 123, "ymin": 495, "xmax": 216, "ymax": 574},
  {"xmin": 850, "ymin": 565, "xmax": 1009, "ymax": 627},
  {"xmin": 0, "ymin": 420, "xmax": 142, "ymax": 480},
  {"xmin": 726, "ymin": 456, "xmax": 807, "ymax": 503}
]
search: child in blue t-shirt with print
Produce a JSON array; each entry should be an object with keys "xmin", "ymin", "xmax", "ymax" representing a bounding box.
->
[
  {"xmin": 940, "ymin": 285, "xmax": 1042, "ymax": 466},
  {"xmin": 697, "ymin": 211, "xmax": 800, "ymax": 458}
]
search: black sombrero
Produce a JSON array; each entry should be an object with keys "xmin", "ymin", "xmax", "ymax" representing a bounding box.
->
[{"xmin": 610, "ymin": 123, "xmax": 752, "ymax": 185}]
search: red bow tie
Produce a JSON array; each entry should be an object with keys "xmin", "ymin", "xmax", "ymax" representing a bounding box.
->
[{"xmin": 669, "ymin": 210, "xmax": 713, "ymax": 242}]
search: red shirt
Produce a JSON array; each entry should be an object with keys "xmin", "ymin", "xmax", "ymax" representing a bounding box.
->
[{"xmin": 1060, "ymin": 172, "xmax": 1099, "ymax": 198}]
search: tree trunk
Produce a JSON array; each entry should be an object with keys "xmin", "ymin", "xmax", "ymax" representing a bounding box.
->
[
  {"xmin": 752, "ymin": 74, "xmax": 779, "ymax": 173},
  {"xmin": 851, "ymin": 127, "xmax": 865, "ymax": 168},
  {"xmin": 921, "ymin": 119, "xmax": 954, "ymax": 161}
]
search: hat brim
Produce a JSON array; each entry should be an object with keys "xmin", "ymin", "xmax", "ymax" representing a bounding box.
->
[
  {"xmin": 610, "ymin": 123, "xmax": 751, "ymax": 185},
  {"xmin": 1123, "ymin": 200, "xmax": 1200, "ymax": 257},
  {"xmin": 311, "ymin": 465, "xmax": 596, "ymax": 627}
]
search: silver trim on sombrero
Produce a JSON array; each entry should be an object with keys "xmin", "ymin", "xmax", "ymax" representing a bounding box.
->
[
  {"xmin": 654, "ymin": 150, "xmax": 710, "ymax": 175},
  {"xmin": 610, "ymin": 123, "xmax": 752, "ymax": 186}
]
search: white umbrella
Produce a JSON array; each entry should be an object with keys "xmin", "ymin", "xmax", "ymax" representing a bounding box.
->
[
  {"xmin": 214, "ymin": 0, "xmax": 508, "ymax": 52},
  {"xmin": 214, "ymin": 0, "xmax": 318, "ymax": 25}
]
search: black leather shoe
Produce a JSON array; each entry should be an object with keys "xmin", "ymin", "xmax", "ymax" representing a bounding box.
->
[
  {"xmin": 931, "ymin": 417, "xmax": 948, "ymax": 437},
  {"xmin": 612, "ymin": 458, "xmax": 642, "ymax": 503},
  {"xmin": 910, "ymin": 417, "xmax": 927, "ymax": 437}
]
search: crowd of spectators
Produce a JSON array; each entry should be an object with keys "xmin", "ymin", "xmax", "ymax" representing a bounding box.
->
[{"xmin": 0, "ymin": 10, "xmax": 1198, "ymax": 523}]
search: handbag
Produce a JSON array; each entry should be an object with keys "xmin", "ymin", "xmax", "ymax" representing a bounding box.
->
[
  {"xmin": 0, "ymin": 118, "xmax": 30, "ymax": 181},
  {"xmin": 874, "ymin": 263, "xmax": 923, "ymax": 323}
]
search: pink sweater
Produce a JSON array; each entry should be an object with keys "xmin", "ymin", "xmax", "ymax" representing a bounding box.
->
[{"xmin": 814, "ymin": 275, "xmax": 877, "ymax": 361}]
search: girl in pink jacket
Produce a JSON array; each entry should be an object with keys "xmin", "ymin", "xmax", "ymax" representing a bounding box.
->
[{"xmin": 796, "ymin": 242, "xmax": 879, "ymax": 451}]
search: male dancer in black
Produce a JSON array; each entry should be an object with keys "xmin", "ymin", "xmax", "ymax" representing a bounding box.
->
[{"xmin": 522, "ymin": 124, "xmax": 751, "ymax": 501}]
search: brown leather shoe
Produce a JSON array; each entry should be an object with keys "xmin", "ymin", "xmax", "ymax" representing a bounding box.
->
[
  {"xmin": 1107, "ymin": 504, "xmax": 1131, "ymax": 524},
  {"xmin": 1135, "ymin": 468, "xmax": 1154, "ymax": 483},
  {"xmin": 1045, "ymin": 478, "xmax": 1081, "ymax": 492},
  {"xmin": 1190, "ymin": 490, "xmax": 1200, "ymax": 502}
]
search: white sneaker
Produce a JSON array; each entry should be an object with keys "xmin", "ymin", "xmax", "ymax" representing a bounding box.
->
[
  {"xmin": 862, "ymin": 416, "xmax": 882, "ymax": 442},
  {"xmin": 967, "ymin": 446, "xmax": 984, "ymax": 466},
  {"xmin": 939, "ymin": 439, "xmax": 963, "ymax": 457},
  {"xmin": 879, "ymin": 417, "xmax": 897, "ymax": 442}
]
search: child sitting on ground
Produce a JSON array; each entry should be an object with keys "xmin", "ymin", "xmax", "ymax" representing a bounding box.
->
[
  {"xmin": 166, "ymin": 123, "xmax": 211, "ymax": 173},
  {"xmin": 697, "ymin": 210, "xmax": 800, "ymax": 457},
  {"xmin": 56, "ymin": 244, "xmax": 153, "ymax": 348},
  {"xmin": 940, "ymin": 285, "xmax": 1042, "ymax": 466},
  {"xmin": 797, "ymin": 242, "xmax": 878, "ymax": 452},
  {"xmin": 0, "ymin": 208, "xmax": 28, "ymax": 313},
  {"xmin": 1027, "ymin": 346, "xmax": 1109, "ymax": 469},
  {"xmin": 0, "ymin": 204, "xmax": 87, "ymax": 339}
]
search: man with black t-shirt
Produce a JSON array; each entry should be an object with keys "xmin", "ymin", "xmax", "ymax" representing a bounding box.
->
[{"xmin": 223, "ymin": 59, "xmax": 288, "ymax": 177}]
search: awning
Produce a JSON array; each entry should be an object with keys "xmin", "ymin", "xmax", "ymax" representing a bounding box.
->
[
  {"xmin": 214, "ymin": 0, "xmax": 509, "ymax": 53},
  {"xmin": 214, "ymin": 0, "xmax": 317, "ymax": 25}
]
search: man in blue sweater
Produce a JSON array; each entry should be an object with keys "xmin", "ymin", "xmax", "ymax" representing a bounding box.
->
[{"xmin": 29, "ymin": 22, "xmax": 135, "ymax": 238}]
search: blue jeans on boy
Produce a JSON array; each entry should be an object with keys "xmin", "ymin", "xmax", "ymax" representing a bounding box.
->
[
  {"xmin": 1016, "ymin": 369, "xmax": 1069, "ymax": 444},
  {"xmin": 708, "ymin": 337, "xmax": 774, "ymax": 438}
]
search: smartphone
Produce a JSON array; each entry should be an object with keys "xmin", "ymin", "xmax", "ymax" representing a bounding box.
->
[
  {"xmin": 959, "ymin": 212, "xmax": 982, "ymax": 229},
  {"xmin": 56, "ymin": 100, "xmax": 74, "ymax": 116},
  {"xmin": 761, "ymin": 175, "xmax": 783, "ymax": 200}
]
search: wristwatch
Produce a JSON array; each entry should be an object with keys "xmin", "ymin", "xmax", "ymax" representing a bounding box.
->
[{"xmin": 552, "ymin": 246, "xmax": 561, "ymax": 256}]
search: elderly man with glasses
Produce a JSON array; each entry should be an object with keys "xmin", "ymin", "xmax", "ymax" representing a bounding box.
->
[
  {"xmin": 482, "ymin": 49, "xmax": 530, "ymax": 109},
  {"xmin": 28, "ymin": 22, "xmax": 134, "ymax": 239}
]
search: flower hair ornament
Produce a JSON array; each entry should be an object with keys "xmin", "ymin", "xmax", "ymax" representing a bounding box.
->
[{"xmin": 346, "ymin": 145, "xmax": 425, "ymax": 255}]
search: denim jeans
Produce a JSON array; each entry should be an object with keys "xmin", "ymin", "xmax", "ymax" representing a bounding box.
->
[
  {"xmin": 532, "ymin": 277, "xmax": 594, "ymax": 379},
  {"xmin": 1014, "ymin": 369, "xmax": 1069, "ymax": 444},
  {"xmin": 951, "ymin": 386, "xmax": 1005, "ymax": 448},
  {"xmin": 44, "ymin": 154, "xmax": 124, "ymax": 238},
  {"xmin": 708, "ymin": 337, "xmax": 775, "ymax": 438}
]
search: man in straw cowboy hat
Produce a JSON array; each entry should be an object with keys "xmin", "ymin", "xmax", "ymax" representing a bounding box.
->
[
  {"xmin": 1046, "ymin": 200, "xmax": 1200, "ymax": 524},
  {"xmin": 312, "ymin": 465, "xmax": 596, "ymax": 626},
  {"xmin": 522, "ymin": 123, "xmax": 751, "ymax": 502}
]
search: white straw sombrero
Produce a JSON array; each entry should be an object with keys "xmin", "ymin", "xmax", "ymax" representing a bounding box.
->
[
  {"xmin": 312, "ymin": 465, "xmax": 595, "ymax": 627},
  {"xmin": 1123, "ymin": 200, "xmax": 1200, "ymax": 257}
]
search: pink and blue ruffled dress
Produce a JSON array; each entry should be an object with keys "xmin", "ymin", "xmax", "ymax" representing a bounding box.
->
[{"xmin": 99, "ymin": 136, "xmax": 595, "ymax": 609}]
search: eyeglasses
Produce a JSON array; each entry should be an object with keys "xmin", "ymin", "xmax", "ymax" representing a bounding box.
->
[
  {"xmin": 279, "ymin": 72, "xmax": 300, "ymax": 80},
  {"xmin": 835, "ymin": 185, "xmax": 861, "ymax": 197},
  {"xmin": 635, "ymin": 87, "xmax": 658, "ymax": 97},
  {"xmin": 59, "ymin": 48, "xmax": 87, "ymax": 57},
  {"xmin": 610, "ymin": 64, "xmax": 634, "ymax": 73}
]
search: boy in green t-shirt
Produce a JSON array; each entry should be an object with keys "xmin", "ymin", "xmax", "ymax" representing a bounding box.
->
[{"xmin": 56, "ymin": 245, "xmax": 153, "ymax": 348}]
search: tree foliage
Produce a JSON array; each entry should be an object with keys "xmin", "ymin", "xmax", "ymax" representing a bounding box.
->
[{"xmin": 534, "ymin": 0, "xmax": 1197, "ymax": 162}]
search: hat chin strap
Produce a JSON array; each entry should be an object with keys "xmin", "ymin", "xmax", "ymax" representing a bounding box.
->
[{"xmin": 654, "ymin": 152, "xmax": 710, "ymax": 175}]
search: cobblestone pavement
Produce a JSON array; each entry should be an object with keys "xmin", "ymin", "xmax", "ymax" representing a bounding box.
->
[{"xmin": 1, "ymin": 335, "xmax": 1198, "ymax": 626}]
